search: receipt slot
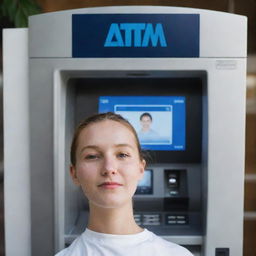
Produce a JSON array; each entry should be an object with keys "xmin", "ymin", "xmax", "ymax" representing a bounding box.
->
[{"xmin": 3, "ymin": 6, "xmax": 247, "ymax": 256}]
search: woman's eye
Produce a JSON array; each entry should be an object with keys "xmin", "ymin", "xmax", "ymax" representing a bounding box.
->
[
  {"xmin": 84, "ymin": 154, "xmax": 99, "ymax": 160},
  {"xmin": 117, "ymin": 152, "xmax": 130, "ymax": 158}
]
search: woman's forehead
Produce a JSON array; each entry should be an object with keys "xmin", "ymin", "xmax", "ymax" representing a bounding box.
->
[{"xmin": 78, "ymin": 120, "xmax": 137, "ymax": 145}]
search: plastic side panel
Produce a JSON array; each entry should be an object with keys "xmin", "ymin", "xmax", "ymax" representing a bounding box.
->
[
  {"xmin": 204, "ymin": 59, "xmax": 246, "ymax": 256},
  {"xmin": 200, "ymin": 13, "xmax": 247, "ymax": 57},
  {"xmin": 3, "ymin": 29, "xmax": 31, "ymax": 256},
  {"xmin": 29, "ymin": 11, "xmax": 72, "ymax": 58},
  {"xmin": 29, "ymin": 6, "xmax": 247, "ymax": 58}
]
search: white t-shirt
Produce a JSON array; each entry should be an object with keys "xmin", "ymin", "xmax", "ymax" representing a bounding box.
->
[{"xmin": 55, "ymin": 228, "xmax": 193, "ymax": 256}]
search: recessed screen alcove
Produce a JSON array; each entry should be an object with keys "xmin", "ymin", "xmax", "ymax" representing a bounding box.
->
[{"xmin": 67, "ymin": 74, "xmax": 204, "ymax": 164}]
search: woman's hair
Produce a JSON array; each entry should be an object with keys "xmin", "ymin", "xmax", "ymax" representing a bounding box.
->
[{"xmin": 70, "ymin": 112, "xmax": 145, "ymax": 166}]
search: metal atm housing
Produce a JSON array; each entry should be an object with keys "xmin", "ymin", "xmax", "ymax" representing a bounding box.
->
[{"xmin": 3, "ymin": 6, "xmax": 247, "ymax": 256}]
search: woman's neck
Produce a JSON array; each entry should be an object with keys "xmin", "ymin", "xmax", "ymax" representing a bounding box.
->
[{"xmin": 87, "ymin": 201, "xmax": 143, "ymax": 235}]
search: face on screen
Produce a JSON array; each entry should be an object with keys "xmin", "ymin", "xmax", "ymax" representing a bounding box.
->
[
  {"xmin": 140, "ymin": 115, "xmax": 152, "ymax": 132},
  {"xmin": 99, "ymin": 96, "xmax": 186, "ymax": 151}
]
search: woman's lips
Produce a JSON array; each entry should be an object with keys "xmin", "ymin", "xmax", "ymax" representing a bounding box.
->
[{"xmin": 98, "ymin": 182, "xmax": 123, "ymax": 189}]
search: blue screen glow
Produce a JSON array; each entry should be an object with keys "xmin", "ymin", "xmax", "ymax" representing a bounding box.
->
[{"xmin": 98, "ymin": 96, "xmax": 185, "ymax": 151}]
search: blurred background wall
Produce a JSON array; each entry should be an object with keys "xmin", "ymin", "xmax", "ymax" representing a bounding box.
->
[{"xmin": 0, "ymin": 1, "xmax": 255, "ymax": 255}]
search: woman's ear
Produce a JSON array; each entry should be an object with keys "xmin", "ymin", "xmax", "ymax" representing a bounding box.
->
[
  {"xmin": 142, "ymin": 159, "xmax": 146, "ymax": 171},
  {"xmin": 70, "ymin": 165, "xmax": 80, "ymax": 186},
  {"xmin": 138, "ymin": 159, "xmax": 146, "ymax": 180}
]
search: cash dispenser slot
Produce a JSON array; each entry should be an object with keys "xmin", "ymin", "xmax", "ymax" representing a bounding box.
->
[
  {"xmin": 164, "ymin": 169, "xmax": 189, "ymax": 210},
  {"xmin": 164, "ymin": 169, "xmax": 189, "ymax": 226}
]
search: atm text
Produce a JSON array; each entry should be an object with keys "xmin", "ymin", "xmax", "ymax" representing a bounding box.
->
[{"xmin": 104, "ymin": 23, "xmax": 168, "ymax": 47}]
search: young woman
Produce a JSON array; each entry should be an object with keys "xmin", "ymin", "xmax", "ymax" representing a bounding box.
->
[{"xmin": 56, "ymin": 112, "xmax": 193, "ymax": 256}]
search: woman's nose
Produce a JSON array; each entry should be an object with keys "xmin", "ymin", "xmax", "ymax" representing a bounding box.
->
[{"xmin": 101, "ymin": 156, "xmax": 117, "ymax": 176}]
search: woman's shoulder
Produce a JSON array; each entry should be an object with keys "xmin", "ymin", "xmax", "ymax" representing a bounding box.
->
[
  {"xmin": 146, "ymin": 230, "xmax": 193, "ymax": 256},
  {"xmin": 54, "ymin": 234, "xmax": 85, "ymax": 256},
  {"xmin": 54, "ymin": 229, "xmax": 193, "ymax": 256}
]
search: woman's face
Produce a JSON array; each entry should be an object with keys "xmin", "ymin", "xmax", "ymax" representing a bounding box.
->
[{"xmin": 70, "ymin": 120, "xmax": 146, "ymax": 209}]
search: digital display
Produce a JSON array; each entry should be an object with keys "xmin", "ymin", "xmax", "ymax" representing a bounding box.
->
[
  {"xmin": 135, "ymin": 169, "xmax": 153, "ymax": 195},
  {"xmin": 98, "ymin": 96, "xmax": 186, "ymax": 151}
]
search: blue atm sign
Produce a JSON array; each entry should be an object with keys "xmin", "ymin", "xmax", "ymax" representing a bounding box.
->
[
  {"xmin": 104, "ymin": 23, "xmax": 167, "ymax": 47},
  {"xmin": 72, "ymin": 14, "xmax": 199, "ymax": 58}
]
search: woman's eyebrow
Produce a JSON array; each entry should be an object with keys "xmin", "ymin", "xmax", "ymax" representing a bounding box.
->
[
  {"xmin": 114, "ymin": 144, "xmax": 135, "ymax": 149},
  {"xmin": 80, "ymin": 144, "xmax": 135, "ymax": 154},
  {"xmin": 80, "ymin": 145, "xmax": 100, "ymax": 153}
]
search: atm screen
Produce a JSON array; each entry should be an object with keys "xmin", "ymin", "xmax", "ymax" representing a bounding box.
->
[
  {"xmin": 135, "ymin": 169, "xmax": 153, "ymax": 195},
  {"xmin": 99, "ymin": 96, "xmax": 185, "ymax": 151}
]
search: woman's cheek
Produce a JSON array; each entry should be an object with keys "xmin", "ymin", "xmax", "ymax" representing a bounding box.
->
[{"xmin": 76, "ymin": 164, "xmax": 96, "ymax": 182}]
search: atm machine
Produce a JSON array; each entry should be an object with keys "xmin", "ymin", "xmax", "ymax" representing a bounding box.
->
[{"xmin": 3, "ymin": 6, "xmax": 247, "ymax": 256}]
